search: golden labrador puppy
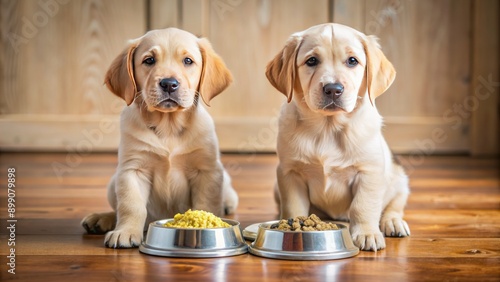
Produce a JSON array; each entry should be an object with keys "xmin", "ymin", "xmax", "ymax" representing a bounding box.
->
[
  {"xmin": 81, "ymin": 28, "xmax": 238, "ymax": 248},
  {"xmin": 266, "ymin": 23, "xmax": 410, "ymax": 251}
]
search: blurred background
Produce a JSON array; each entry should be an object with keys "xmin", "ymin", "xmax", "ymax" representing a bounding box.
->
[{"xmin": 0, "ymin": 0, "xmax": 498, "ymax": 156}]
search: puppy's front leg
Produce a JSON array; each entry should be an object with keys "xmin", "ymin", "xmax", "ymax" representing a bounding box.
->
[
  {"xmin": 105, "ymin": 170, "xmax": 150, "ymax": 248},
  {"xmin": 190, "ymin": 167, "xmax": 224, "ymax": 216},
  {"xmin": 277, "ymin": 165, "xmax": 310, "ymax": 218},
  {"xmin": 349, "ymin": 173, "xmax": 386, "ymax": 251}
]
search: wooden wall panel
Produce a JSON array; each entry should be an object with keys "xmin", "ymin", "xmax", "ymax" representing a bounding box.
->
[
  {"xmin": 333, "ymin": 0, "xmax": 473, "ymax": 153},
  {"xmin": 332, "ymin": 0, "xmax": 365, "ymax": 31},
  {"xmin": 0, "ymin": 0, "xmax": 146, "ymax": 150},
  {"xmin": 372, "ymin": 0, "xmax": 471, "ymax": 116},
  {"xmin": 470, "ymin": 0, "xmax": 499, "ymax": 156},
  {"xmin": 149, "ymin": 0, "xmax": 179, "ymax": 30}
]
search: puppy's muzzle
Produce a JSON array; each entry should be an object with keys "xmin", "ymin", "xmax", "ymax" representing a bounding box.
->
[
  {"xmin": 323, "ymin": 83, "xmax": 344, "ymax": 100},
  {"xmin": 159, "ymin": 78, "xmax": 180, "ymax": 94},
  {"xmin": 321, "ymin": 83, "xmax": 346, "ymax": 112},
  {"xmin": 157, "ymin": 77, "xmax": 181, "ymax": 109}
]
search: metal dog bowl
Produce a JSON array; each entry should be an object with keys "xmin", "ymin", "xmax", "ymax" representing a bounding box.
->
[
  {"xmin": 242, "ymin": 221, "xmax": 277, "ymax": 241},
  {"xmin": 139, "ymin": 219, "xmax": 248, "ymax": 258},
  {"xmin": 248, "ymin": 221, "xmax": 359, "ymax": 260}
]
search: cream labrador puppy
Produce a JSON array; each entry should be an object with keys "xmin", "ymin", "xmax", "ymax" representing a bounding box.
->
[
  {"xmin": 81, "ymin": 28, "xmax": 238, "ymax": 248},
  {"xmin": 266, "ymin": 23, "xmax": 410, "ymax": 251}
]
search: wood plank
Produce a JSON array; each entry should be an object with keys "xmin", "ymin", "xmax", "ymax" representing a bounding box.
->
[
  {"xmin": 383, "ymin": 117, "xmax": 469, "ymax": 153},
  {"xmin": 407, "ymin": 193, "xmax": 500, "ymax": 210},
  {"xmin": 149, "ymin": 0, "xmax": 179, "ymax": 29},
  {"xmin": 180, "ymin": 0, "xmax": 209, "ymax": 36},
  {"xmin": 0, "ymin": 255, "xmax": 498, "ymax": 281},
  {"xmin": 0, "ymin": 115, "xmax": 474, "ymax": 153},
  {"xmin": 363, "ymin": 0, "xmax": 472, "ymax": 153},
  {"xmin": 0, "ymin": 115, "xmax": 121, "ymax": 151},
  {"xmin": 368, "ymin": 0, "xmax": 472, "ymax": 116},
  {"xmin": 1, "ymin": 234, "xmax": 499, "ymax": 259},
  {"xmin": 471, "ymin": 0, "xmax": 500, "ymax": 156},
  {"xmin": 334, "ymin": 0, "xmax": 481, "ymax": 154},
  {"xmin": 0, "ymin": 0, "xmax": 146, "ymax": 115},
  {"xmin": 0, "ymin": 0, "xmax": 145, "ymax": 151},
  {"xmin": 332, "ymin": 0, "xmax": 366, "ymax": 31}
]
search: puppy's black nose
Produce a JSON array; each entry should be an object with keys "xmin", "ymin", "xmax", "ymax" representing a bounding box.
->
[
  {"xmin": 323, "ymin": 83, "xmax": 344, "ymax": 99},
  {"xmin": 159, "ymin": 78, "xmax": 179, "ymax": 93}
]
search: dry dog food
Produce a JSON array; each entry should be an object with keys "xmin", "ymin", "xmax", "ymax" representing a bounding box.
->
[
  {"xmin": 270, "ymin": 214, "xmax": 339, "ymax": 231},
  {"xmin": 164, "ymin": 209, "xmax": 231, "ymax": 228}
]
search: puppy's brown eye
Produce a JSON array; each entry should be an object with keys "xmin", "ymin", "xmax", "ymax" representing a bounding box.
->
[
  {"xmin": 306, "ymin": 57, "xmax": 319, "ymax": 67},
  {"xmin": 143, "ymin": 57, "xmax": 155, "ymax": 65},
  {"xmin": 183, "ymin": 57, "xmax": 193, "ymax": 65},
  {"xmin": 346, "ymin": 57, "xmax": 358, "ymax": 67}
]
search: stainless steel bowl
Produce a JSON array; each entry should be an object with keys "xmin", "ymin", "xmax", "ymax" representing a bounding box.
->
[
  {"xmin": 242, "ymin": 221, "xmax": 277, "ymax": 241},
  {"xmin": 139, "ymin": 219, "xmax": 248, "ymax": 258},
  {"xmin": 248, "ymin": 221, "xmax": 359, "ymax": 260}
]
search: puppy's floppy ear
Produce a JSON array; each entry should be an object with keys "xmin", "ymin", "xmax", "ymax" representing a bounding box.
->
[
  {"xmin": 265, "ymin": 35, "xmax": 302, "ymax": 103},
  {"xmin": 362, "ymin": 35, "xmax": 396, "ymax": 105},
  {"xmin": 197, "ymin": 38, "xmax": 233, "ymax": 106},
  {"xmin": 104, "ymin": 39, "xmax": 140, "ymax": 106}
]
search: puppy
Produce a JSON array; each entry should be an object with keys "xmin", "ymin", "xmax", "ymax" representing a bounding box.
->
[
  {"xmin": 81, "ymin": 28, "xmax": 238, "ymax": 248},
  {"xmin": 266, "ymin": 23, "xmax": 410, "ymax": 251}
]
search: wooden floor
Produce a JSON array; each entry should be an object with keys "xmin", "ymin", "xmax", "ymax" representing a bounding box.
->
[{"xmin": 0, "ymin": 153, "xmax": 499, "ymax": 281}]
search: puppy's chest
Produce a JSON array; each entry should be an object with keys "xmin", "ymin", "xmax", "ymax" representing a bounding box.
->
[
  {"xmin": 293, "ymin": 131, "xmax": 358, "ymax": 168},
  {"xmin": 159, "ymin": 135, "xmax": 186, "ymax": 154},
  {"xmin": 148, "ymin": 153, "xmax": 198, "ymax": 208},
  {"xmin": 149, "ymin": 126, "xmax": 198, "ymax": 157},
  {"xmin": 300, "ymin": 157, "xmax": 357, "ymax": 217},
  {"xmin": 299, "ymin": 157, "xmax": 358, "ymax": 187},
  {"xmin": 291, "ymin": 130, "xmax": 360, "ymax": 188}
]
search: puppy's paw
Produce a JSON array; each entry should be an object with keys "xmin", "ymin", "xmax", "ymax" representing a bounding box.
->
[
  {"xmin": 104, "ymin": 228, "xmax": 142, "ymax": 248},
  {"xmin": 350, "ymin": 223, "xmax": 386, "ymax": 251},
  {"xmin": 381, "ymin": 217, "xmax": 411, "ymax": 237},
  {"xmin": 81, "ymin": 212, "xmax": 116, "ymax": 234}
]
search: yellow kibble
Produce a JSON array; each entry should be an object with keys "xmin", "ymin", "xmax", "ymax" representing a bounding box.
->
[{"xmin": 164, "ymin": 209, "xmax": 231, "ymax": 228}]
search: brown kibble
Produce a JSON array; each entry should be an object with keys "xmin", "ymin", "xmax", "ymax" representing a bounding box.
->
[
  {"xmin": 302, "ymin": 226, "xmax": 315, "ymax": 231},
  {"xmin": 297, "ymin": 215, "xmax": 308, "ymax": 221},
  {"xmin": 303, "ymin": 219, "xmax": 315, "ymax": 227},
  {"xmin": 310, "ymin": 214, "xmax": 322, "ymax": 224},
  {"xmin": 270, "ymin": 214, "xmax": 339, "ymax": 231},
  {"xmin": 327, "ymin": 223, "xmax": 339, "ymax": 230},
  {"xmin": 316, "ymin": 223, "xmax": 326, "ymax": 231},
  {"xmin": 280, "ymin": 225, "xmax": 289, "ymax": 231}
]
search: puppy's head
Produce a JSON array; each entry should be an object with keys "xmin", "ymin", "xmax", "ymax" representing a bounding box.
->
[
  {"xmin": 105, "ymin": 28, "xmax": 232, "ymax": 112},
  {"xmin": 266, "ymin": 23, "xmax": 395, "ymax": 115}
]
